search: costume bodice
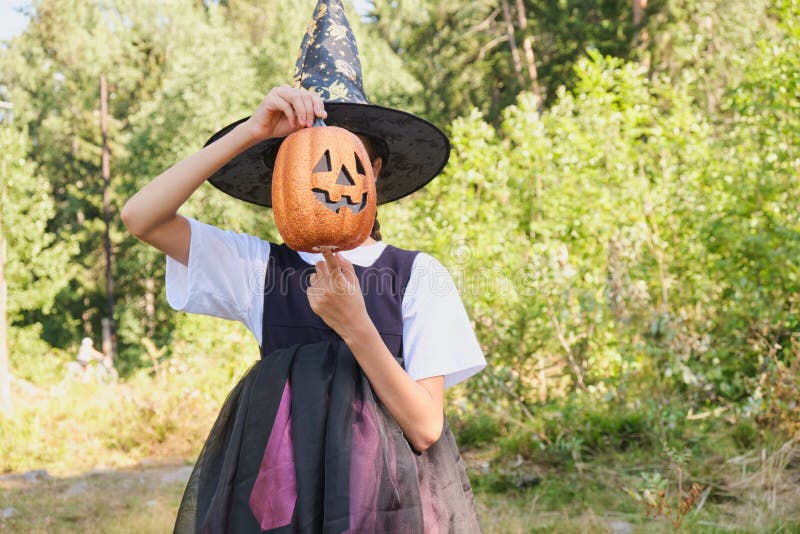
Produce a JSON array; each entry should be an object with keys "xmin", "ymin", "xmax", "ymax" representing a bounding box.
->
[{"xmin": 259, "ymin": 243, "xmax": 420, "ymax": 364}]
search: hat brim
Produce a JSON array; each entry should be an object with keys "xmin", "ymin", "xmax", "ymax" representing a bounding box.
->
[{"xmin": 203, "ymin": 102, "xmax": 450, "ymax": 207}]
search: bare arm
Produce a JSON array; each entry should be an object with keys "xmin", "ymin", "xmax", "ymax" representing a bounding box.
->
[
  {"xmin": 121, "ymin": 86, "xmax": 327, "ymax": 264},
  {"xmin": 345, "ymin": 320, "xmax": 445, "ymax": 452}
]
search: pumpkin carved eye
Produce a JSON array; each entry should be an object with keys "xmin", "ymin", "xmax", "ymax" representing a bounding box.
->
[
  {"xmin": 271, "ymin": 125, "xmax": 377, "ymax": 252},
  {"xmin": 313, "ymin": 151, "xmax": 332, "ymax": 172}
]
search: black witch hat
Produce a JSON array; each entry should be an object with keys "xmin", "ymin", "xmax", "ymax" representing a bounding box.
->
[{"xmin": 203, "ymin": 0, "xmax": 450, "ymax": 207}]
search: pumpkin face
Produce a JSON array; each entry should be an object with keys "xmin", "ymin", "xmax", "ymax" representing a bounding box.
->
[{"xmin": 272, "ymin": 125, "xmax": 377, "ymax": 252}]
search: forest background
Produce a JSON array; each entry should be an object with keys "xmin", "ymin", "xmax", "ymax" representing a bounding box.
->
[{"xmin": 1, "ymin": 0, "xmax": 799, "ymax": 532}]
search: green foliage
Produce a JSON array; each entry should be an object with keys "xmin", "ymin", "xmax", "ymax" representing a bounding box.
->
[
  {"xmin": 1, "ymin": 0, "xmax": 799, "ymax": 496},
  {"xmin": 7, "ymin": 324, "xmax": 71, "ymax": 384},
  {"xmin": 367, "ymin": 0, "xmax": 643, "ymax": 124},
  {"xmin": 388, "ymin": 50, "xmax": 719, "ymax": 409},
  {"xmin": 385, "ymin": 29, "xmax": 800, "ymax": 438},
  {"xmin": 0, "ymin": 125, "xmax": 74, "ymax": 320},
  {"xmin": 0, "ymin": 319, "xmax": 254, "ymax": 474},
  {"xmin": 452, "ymin": 413, "xmax": 502, "ymax": 450},
  {"xmin": 1, "ymin": 0, "xmax": 426, "ymax": 374},
  {"xmin": 0, "ymin": 123, "xmax": 75, "ymax": 379},
  {"xmin": 645, "ymin": 0, "xmax": 781, "ymax": 113}
]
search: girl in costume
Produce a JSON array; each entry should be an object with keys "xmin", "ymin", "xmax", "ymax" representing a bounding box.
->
[{"xmin": 122, "ymin": 1, "xmax": 486, "ymax": 532}]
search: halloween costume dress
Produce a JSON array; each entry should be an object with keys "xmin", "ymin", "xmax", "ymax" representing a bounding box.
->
[
  {"xmin": 168, "ymin": 219, "xmax": 486, "ymax": 533},
  {"xmin": 168, "ymin": 1, "xmax": 485, "ymax": 530}
]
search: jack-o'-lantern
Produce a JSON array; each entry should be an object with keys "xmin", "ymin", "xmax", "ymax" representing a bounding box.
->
[{"xmin": 272, "ymin": 122, "xmax": 377, "ymax": 252}]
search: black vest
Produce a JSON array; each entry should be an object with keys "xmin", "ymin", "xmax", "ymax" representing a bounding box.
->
[{"xmin": 260, "ymin": 243, "xmax": 420, "ymax": 363}]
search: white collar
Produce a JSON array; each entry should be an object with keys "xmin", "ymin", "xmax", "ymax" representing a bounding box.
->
[{"xmin": 297, "ymin": 241, "xmax": 388, "ymax": 267}]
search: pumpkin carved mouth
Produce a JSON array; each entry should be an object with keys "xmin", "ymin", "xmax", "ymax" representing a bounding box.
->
[{"xmin": 312, "ymin": 188, "xmax": 369, "ymax": 214}]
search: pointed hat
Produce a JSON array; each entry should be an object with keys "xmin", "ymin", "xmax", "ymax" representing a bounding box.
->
[{"xmin": 203, "ymin": 0, "xmax": 450, "ymax": 207}]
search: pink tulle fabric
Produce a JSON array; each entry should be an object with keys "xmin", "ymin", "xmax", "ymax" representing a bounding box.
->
[{"xmin": 249, "ymin": 381, "xmax": 297, "ymax": 530}]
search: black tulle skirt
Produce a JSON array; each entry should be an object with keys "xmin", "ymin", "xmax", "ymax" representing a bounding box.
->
[{"xmin": 174, "ymin": 340, "xmax": 481, "ymax": 533}]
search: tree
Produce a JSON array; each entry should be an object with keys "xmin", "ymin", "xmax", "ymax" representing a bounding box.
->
[
  {"xmin": 1, "ymin": 0, "xmax": 427, "ymax": 373},
  {"xmin": 0, "ymin": 122, "xmax": 74, "ymax": 389},
  {"xmin": 366, "ymin": 0, "xmax": 642, "ymax": 125},
  {"xmin": 643, "ymin": 0, "xmax": 780, "ymax": 113}
]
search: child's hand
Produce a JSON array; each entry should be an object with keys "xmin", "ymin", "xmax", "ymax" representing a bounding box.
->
[
  {"xmin": 307, "ymin": 251, "xmax": 372, "ymax": 341},
  {"xmin": 243, "ymin": 85, "xmax": 327, "ymax": 142}
]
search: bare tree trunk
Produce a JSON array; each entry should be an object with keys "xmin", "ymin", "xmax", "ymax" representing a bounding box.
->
[
  {"xmin": 71, "ymin": 110, "xmax": 93, "ymax": 340},
  {"xmin": 546, "ymin": 297, "xmax": 586, "ymax": 390},
  {"xmin": 82, "ymin": 296, "xmax": 92, "ymax": 336},
  {"xmin": 100, "ymin": 75, "xmax": 116, "ymax": 362},
  {"xmin": 537, "ymin": 353, "xmax": 547, "ymax": 404},
  {"xmin": 632, "ymin": 0, "xmax": 647, "ymax": 25},
  {"xmin": 500, "ymin": 0, "xmax": 525, "ymax": 87},
  {"xmin": 633, "ymin": 0, "xmax": 650, "ymax": 68},
  {"xmin": 514, "ymin": 0, "xmax": 543, "ymax": 110}
]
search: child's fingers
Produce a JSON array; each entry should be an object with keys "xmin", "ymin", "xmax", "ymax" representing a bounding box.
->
[
  {"xmin": 295, "ymin": 92, "xmax": 313, "ymax": 127},
  {"xmin": 322, "ymin": 251, "xmax": 340, "ymax": 274},
  {"xmin": 336, "ymin": 254, "xmax": 358, "ymax": 285},
  {"xmin": 271, "ymin": 94, "xmax": 296, "ymax": 128},
  {"xmin": 336, "ymin": 253, "xmax": 355, "ymax": 275},
  {"xmin": 304, "ymin": 92, "xmax": 319, "ymax": 126},
  {"xmin": 315, "ymin": 260, "xmax": 330, "ymax": 278},
  {"xmin": 278, "ymin": 86, "xmax": 313, "ymax": 127},
  {"xmin": 323, "ymin": 251, "xmax": 351, "ymax": 291},
  {"xmin": 336, "ymin": 253, "xmax": 353, "ymax": 270},
  {"xmin": 312, "ymin": 94, "xmax": 327, "ymax": 119},
  {"xmin": 272, "ymin": 86, "xmax": 303, "ymax": 128}
]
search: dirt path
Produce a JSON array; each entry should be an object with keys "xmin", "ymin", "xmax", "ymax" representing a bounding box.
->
[
  {"xmin": 0, "ymin": 462, "xmax": 192, "ymax": 533},
  {"xmin": 0, "ymin": 461, "xmax": 637, "ymax": 533},
  {"xmin": 3, "ymin": 460, "xmax": 797, "ymax": 533}
]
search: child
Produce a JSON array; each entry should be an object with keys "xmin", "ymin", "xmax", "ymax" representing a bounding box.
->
[{"xmin": 122, "ymin": 1, "xmax": 486, "ymax": 532}]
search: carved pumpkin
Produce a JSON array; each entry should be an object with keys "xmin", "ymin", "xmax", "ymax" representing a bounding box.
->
[{"xmin": 272, "ymin": 124, "xmax": 377, "ymax": 252}]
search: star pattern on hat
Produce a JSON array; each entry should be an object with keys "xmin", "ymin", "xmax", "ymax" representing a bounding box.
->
[{"xmin": 292, "ymin": 0, "xmax": 367, "ymax": 105}]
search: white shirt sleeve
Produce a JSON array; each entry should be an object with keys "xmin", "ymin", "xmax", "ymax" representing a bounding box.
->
[
  {"xmin": 165, "ymin": 216, "xmax": 270, "ymax": 346},
  {"xmin": 402, "ymin": 253, "xmax": 487, "ymax": 389}
]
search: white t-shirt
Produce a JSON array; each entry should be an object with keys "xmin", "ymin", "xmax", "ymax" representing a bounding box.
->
[{"xmin": 165, "ymin": 217, "xmax": 486, "ymax": 389}]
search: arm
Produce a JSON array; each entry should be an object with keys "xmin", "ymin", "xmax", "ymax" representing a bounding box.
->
[
  {"xmin": 308, "ymin": 253, "xmax": 444, "ymax": 452},
  {"xmin": 345, "ymin": 322, "xmax": 445, "ymax": 452},
  {"xmin": 121, "ymin": 86, "xmax": 327, "ymax": 264}
]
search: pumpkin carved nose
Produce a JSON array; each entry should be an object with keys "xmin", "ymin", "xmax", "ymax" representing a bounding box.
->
[{"xmin": 336, "ymin": 167, "xmax": 356, "ymax": 186}]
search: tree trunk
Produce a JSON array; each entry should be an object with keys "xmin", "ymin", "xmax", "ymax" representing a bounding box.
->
[
  {"xmin": 100, "ymin": 74, "xmax": 116, "ymax": 362},
  {"xmin": 633, "ymin": 0, "xmax": 650, "ymax": 67},
  {"xmin": 514, "ymin": 0, "xmax": 543, "ymax": 110},
  {"xmin": 82, "ymin": 296, "xmax": 92, "ymax": 336},
  {"xmin": 632, "ymin": 0, "xmax": 647, "ymax": 25},
  {"xmin": 500, "ymin": 0, "xmax": 525, "ymax": 87}
]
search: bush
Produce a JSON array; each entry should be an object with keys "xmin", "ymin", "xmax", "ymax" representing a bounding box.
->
[{"xmin": 452, "ymin": 413, "xmax": 503, "ymax": 450}]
